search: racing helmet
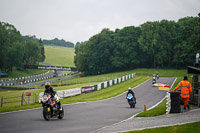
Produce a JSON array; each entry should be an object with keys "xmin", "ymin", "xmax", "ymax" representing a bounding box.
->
[
  {"xmin": 128, "ymin": 87, "xmax": 132, "ymax": 90},
  {"xmin": 45, "ymin": 82, "xmax": 51, "ymax": 89}
]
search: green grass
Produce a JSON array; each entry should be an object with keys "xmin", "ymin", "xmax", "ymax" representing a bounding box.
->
[
  {"xmin": 0, "ymin": 75, "xmax": 148, "ymax": 113},
  {"xmin": 0, "ymin": 68, "xmax": 188, "ymax": 113},
  {"xmin": 136, "ymin": 100, "xmax": 167, "ymax": 117},
  {"xmin": 61, "ymin": 75, "xmax": 148, "ymax": 103},
  {"xmin": 50, "ymin": 68, "xmax": 188, "ymax": 88},
  {"xmin": 0, "ymin": 69, "xmax": 47, "ymax": 79},
  {"xmin": 133, "ymin": 68, "xmax": 187, "ymax": 77},
  {"xmin": 124, "ymin": 121, "xmax": 200, "ymax": 133},
  {"xmin": 51, "ymin": 70, "xmax": 137, "ymax": 86},
  {"xmin": 44, "ymin": 45, "xmax": 75, "ymax": 67}
]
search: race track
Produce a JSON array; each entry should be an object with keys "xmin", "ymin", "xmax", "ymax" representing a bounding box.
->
[{"xmin": 0, "ymin": 77, "xmax": 176, "ymax": 133}]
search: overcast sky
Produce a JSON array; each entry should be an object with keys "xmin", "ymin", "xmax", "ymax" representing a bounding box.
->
[{"xmin": 0, "ymin": 0, "xmax": 199, "ymax": 44}]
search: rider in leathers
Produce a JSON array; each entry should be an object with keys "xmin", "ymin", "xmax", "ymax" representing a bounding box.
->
[
  {"xmin": 126, "ymin": 88, "xmax": 136, "ymax": 104},
  {"xmin": 44, "ymin": 82, "xmax": 61, "ymax": 112},
  {"xmin": 44, "ymin": 82, "xmax": 56, "ymax": 98}
]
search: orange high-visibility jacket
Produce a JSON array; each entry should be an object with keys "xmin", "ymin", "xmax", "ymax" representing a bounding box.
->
[{"xmin": 174, "ymin": 80, "xmax": 191, "ymax": 98}]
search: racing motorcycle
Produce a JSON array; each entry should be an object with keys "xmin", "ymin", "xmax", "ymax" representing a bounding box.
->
[
  {"xmin": 127, "ymin": 93, "xmax": 136, "ymax": 108},
  {"xmin": 152, "ymin": 76, "xmax": 156, "ymax": 86},
  {"xmin": 156, "ymin": 74, "xmax": 159, "ymax": 79},
  {"xmin": 41, "ymin": 93, "xmax": 64, "ymax": 120}
]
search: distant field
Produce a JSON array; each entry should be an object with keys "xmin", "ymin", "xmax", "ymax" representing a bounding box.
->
[{"xmin": 44, "ymin": 45, "xmax": 75, "ymax": 67}]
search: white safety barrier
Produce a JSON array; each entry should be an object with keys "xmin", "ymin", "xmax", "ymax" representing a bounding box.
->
[
  {"xmin": 166, "ymin": 92, "xmax": 171, "ymax": 114},
  {"xmin": 109, "ymin": 80, "xmax": 112, "ymax": 86},
  {"xmin": 0, "ymin": 71, "xmax": 51, "ymax": 86},
  {"xmin": 38, "ymin": 73, "xmax": 136, "ymax": 102},
  {"xmin": 39, "ymin": 88, "xmax": 81, "ymax": 103},
  {"xmin": 62, "ymin": 88, "xmax": 81, "ymax": 97}
]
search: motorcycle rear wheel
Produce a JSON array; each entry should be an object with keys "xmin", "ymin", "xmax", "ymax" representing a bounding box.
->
[{"xmin": 43, "ymin": 107, "xmax": 51, "ymax": 121}]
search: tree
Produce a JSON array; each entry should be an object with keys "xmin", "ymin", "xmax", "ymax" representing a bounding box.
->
[
  {"xmin": 5, "ymin": 41, "xmax": 25, "ymax": 71},
  {"xmin": 138, "ymin": 21, "xmax": 160, "ymax": 68},
  {"xmin": 74, "ymin": 28, "xmax": 115, "ymax": 75},
  {"xmin": 0, "ymin": 22, "xmax": 23, "ymax": 72},
  {"xmin": 112, "ymin": 26, "xmax": 141, "ymax": 69},
  {"xmin": 43, "ymin": 38, "xmax": 74, "ymax": 48},
  {"xmin": 24, "ymin": 38, "xmax": 42, "ymax": 65},
  {"xmin": 74, "ymin": 14, "xmax": 200, "ymax": 74},
  {"xmin": 39, "ymin": 38, "xmax": 45, "ymax": 61},
  {"xmin": 173, "ymin": 17, "xmax": 200, "ymax": 68}
]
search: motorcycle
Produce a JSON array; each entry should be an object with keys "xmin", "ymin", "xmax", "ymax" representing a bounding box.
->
[
  {"xmin": 127, "ymin": 93, "xmax": 136, "ymax": 108},
  {"xmin": 41, "ymin": 93, "xmax": 64, "ymax": 120},
  {"xmin": 152, "ymin": 76, "xmax": 156, "ymax": 86},
  {"xmin": 156, "ymin": 74, "xmax": 159, "ymax": 79}
]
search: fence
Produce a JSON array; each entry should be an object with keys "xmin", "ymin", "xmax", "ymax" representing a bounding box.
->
[{"xmin": 1, "ymin": 92, "xmax": 37, "ymax": 107}]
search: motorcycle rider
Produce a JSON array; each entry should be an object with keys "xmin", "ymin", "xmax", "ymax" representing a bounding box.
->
[
  {"xmin": 44, "ymin": 82, "xmax": 61, "ymax": 109},
  {"xmin": 156, "ymin": 73, "xmax": 159, "ymax": 79},
  {"xmin": 152, "ymin": 74, "xmax": 156, "ymax": 85},
  {"xmin": 44, "ymin": 82, "xmax": 56, "ymax": 98},
  {"xmin": 126, "ymin": 87, "xmax": 136, "ymax": 104}
]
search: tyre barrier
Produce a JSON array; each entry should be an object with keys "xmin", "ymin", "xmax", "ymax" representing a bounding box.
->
[{"xmin": 170, "ymin": 91, "xmax": 181, "ymax": 113}]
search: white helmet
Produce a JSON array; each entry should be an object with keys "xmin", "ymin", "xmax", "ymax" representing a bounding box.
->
[{"xmin": 128, "ymin": 87, "xmax": 132, "ymax": 90}]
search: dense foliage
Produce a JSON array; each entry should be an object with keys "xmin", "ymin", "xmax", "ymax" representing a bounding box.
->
[
  {"xmin": 75, "ymin": 14, "xmax": 200, "ymax": 76},
  {"xmin": 43, "ymin": 38, "xmax": 74, "ymax": 48},
  {"xmin": 0, "ymin": 22, "xmax": 45, "ymax": 72}
]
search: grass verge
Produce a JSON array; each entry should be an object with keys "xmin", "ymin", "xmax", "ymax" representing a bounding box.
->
[
  {"xmin": 124, "ymin": 121, "xmax": 200, "ymax": 133},
  {"xmin": 136, "ymin": 99, "xmax": 167, "ymax": 117},
  {"xmin": 61, "ymin": 76, "xmax": 148, "ymax": 103},
  {"xmin": 0, "ymin": 75, "xmax": 148, "ymax": 113}
]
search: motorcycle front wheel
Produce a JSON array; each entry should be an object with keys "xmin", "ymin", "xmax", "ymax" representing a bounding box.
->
[
  {"xmin": 43, "ymin": 107, "xmax": 51, "ymax": 121},
  {"xmin": 57, "ymin": 107, "xmax": 64, "ymax": 119}
]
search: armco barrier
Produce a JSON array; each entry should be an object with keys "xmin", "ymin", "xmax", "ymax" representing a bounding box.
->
[{"xmin": 0, "ymin": 71, "xmax": 51, "ymax": 86}]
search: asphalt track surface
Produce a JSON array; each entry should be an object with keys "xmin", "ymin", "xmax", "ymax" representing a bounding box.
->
[{"xmin": 0, "ymin": 77, "xmax": 175, "ymax": 133}]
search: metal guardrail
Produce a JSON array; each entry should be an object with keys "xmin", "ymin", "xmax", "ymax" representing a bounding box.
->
[{"xmin": 0, "ymin": 71, "xmax": 53, "ymax": 86}]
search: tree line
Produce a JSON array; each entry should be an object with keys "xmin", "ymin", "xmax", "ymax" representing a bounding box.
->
[
  {"xmin": 0, "ymin": 22, "xmax": 45, "ymax": 72},
  {"xmin": 74, "ymin": 14, "xmax": 200, "ymax": 76},
  {"xmin": 43, "ymin": 38, "xmax": 74, "ymax": 48},
  {"xmin": 25, "ymin": 35, "xmax": 75, "ymax": 48}
]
